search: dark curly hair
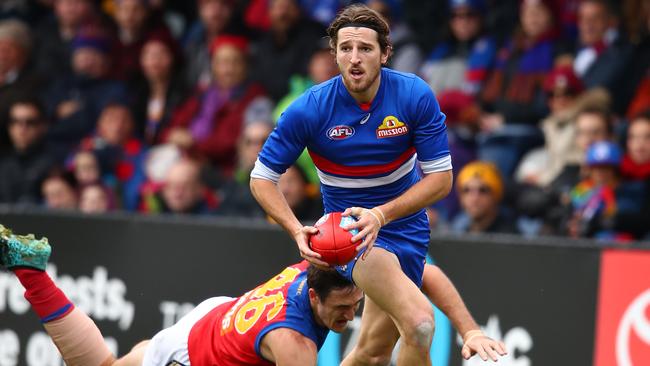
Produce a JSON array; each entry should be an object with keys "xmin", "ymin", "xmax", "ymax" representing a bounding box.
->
[
  {"xmin": 326, "ymin": 4, "xmax": 392, "ymax": 55},
  {"xmin": 307, "ymin": 265, "xmax": 355, "ymax": 301}
]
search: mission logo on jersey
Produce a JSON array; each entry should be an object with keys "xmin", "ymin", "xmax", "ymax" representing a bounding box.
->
[{"xmin": 376, "ymin": 116, "xmax": 408, "ymax": 138}]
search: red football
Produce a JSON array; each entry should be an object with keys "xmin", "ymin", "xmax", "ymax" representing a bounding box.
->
[{"xmin": 309, "ymin": 212, "xmax": 361, "ymax": 265}]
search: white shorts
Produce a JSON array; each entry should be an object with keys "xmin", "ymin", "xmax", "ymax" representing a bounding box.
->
[{"xmin": 141, "ymin": 296, "xmax": 234, "ymax": 366}]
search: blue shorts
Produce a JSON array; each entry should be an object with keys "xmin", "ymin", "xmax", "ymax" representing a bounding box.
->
[{"xmin": 336, "ymin": 211, "xmax": 429, "ymax": 287}]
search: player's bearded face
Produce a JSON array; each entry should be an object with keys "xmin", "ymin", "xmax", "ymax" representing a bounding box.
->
[{"xmin": 335, "ymin": 27, "xmax": 388, "ymax": 95}]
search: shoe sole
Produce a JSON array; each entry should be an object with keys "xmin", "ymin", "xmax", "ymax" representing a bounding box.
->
[{"xmin": 0, "ymin": 224, "xmax": 51, "ymax": 271}]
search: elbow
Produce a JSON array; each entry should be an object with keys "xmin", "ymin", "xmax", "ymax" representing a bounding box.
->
[{"xmin": 249, "ymin": 177, "xmax": 274, "ymax": 200}]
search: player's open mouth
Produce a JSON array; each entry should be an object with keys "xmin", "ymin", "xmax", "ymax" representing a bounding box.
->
[{"xmin": 349, "ymin": 69, "xmax": 364, "ymax": 80}]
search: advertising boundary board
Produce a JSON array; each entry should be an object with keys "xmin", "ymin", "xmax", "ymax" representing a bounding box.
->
[
  {"xmin": 0, "ymin": 209, "xmax": 648, "ymax": 366},
  {"xmin": 593, "ymin": 249, "xmax": 650, "ymax": 366}
]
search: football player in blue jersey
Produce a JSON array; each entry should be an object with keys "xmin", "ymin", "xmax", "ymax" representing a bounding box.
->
[{"xmin": 250, "ymin": 4, "xmax": 506, "ymax": 365}]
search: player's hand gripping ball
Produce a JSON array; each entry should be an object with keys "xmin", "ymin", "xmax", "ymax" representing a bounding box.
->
[{"xmin": 309, "ymin": 212, "xmax": 361, "ymax": 265}]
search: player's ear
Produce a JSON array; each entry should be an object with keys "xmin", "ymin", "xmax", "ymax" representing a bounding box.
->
[
  {"xmin": 381, "ymin": 46, "xmax": 391, "ymax": 65},
  {"xmin": 308, "ymin": 288, "xmax": 319, "ymax": 304}
]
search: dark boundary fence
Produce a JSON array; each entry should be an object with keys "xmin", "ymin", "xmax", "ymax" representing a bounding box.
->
[{"xmin": 0, "ymin": 208, "xmax": 648, "ymax": 366}]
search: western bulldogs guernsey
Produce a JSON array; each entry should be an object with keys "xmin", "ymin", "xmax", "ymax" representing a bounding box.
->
[
  {"xmin": 187, "ymin": 261, "xmax": 327, "ymax": 365},
  {"xmin": 252, "ymin": 68, "xmax": 452, "ymax": 286}
]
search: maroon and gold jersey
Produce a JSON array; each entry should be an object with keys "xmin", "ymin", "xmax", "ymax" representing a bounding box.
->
[{"xmin": 187, "ymin": 261, "xmax": 327, "ymax": 365}]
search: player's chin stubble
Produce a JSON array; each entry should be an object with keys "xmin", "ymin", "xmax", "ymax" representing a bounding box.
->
[{"xmin": 343, "ymin": 69, "xmax": 378, "ymax": 94}]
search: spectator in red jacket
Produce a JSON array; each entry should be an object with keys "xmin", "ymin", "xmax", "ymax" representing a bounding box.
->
[
  {"xmin": 621, "ymin": 110, "xmax": 650, "ymax": 182},
  {"xmin": 163, "ymin": 35, "xmax": 270, "ymax": 177}
]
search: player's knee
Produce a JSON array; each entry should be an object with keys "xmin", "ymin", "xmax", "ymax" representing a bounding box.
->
[{"xmin": 402, "ymin": 315, "xmax": 435, "ymax": 350}]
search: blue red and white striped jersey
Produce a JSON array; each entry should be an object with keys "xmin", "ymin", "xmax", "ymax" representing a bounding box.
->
[{"xmin": 252, "ymin": 68, "xmax": 451, "ymax": 219}]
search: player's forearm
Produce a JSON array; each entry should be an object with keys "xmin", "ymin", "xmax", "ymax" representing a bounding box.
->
[
  {"xmin": 378, "ymin": 170, "xmax": 452, "ymax": 224},
  {"xmin": 275, "ymin": 353, "xmax": 317, "ymax": 366},
  {"xmin": 263, "ymin": 329, "xmax": 318, "ymax": 366},
  {"xmin": 250, "ymin": 178, "xmax": 303, "ymax": 235},
  {"xmin": 422, "ymin": 264, "xmax": 480, "ymax": 336}
]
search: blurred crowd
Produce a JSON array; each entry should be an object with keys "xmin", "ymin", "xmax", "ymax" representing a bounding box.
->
[{"xmin": 0, "ymin": 0, "xmax": 648, "ymax": 243}]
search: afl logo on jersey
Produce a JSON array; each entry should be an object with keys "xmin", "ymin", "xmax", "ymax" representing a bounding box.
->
[
  {"xmin": 376, "ymin": 116, "xmax": 408, "ymax": 138},
  {"xmin": 327, "ymin": 125, "xmax": 355, "ymax": 140}
]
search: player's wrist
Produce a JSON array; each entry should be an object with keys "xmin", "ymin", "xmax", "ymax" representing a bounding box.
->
[
  {"xmin": 371, "ymin": 207, "xmax": 388, "ymax": 226},
  {"xmin": 364, "ymin": 208, "xmax": 384, "ymax": 227},
  {"xmin": 291, "ymin": 226, "xmax": 304, "ymax": 238},
  {"xmin": 462, "ymin": 329, "xmax": 484, "ymax": 344}
]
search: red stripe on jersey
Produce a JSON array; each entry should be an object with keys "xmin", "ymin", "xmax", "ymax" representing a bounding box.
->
[{"xmin": 308, "ymin": 147, "xmax": 416, "ymax": 177}]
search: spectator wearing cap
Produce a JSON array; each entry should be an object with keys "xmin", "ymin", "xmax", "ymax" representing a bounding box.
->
[
  {"xmin": 545, "ymin": 103, "xmax": 614, "ymax": 197},
  {"xmin": 569, "ymin": 0, "xmax": 633, "ymax": 113},
  {"xmin": 130, "ymin": 31, "xmax": 188, "ymax": 145},
  {"xmin": 419, "ymin": 0, "xmax": 497, "ymax": 95},
  {"xmin": 566, "ymin": 141, "xmax": 645, "ymax": 241},
  {"xmin": 183, "ymin": 0, "xmax": 238, "ymax": 91},
  {"xmin": 0, "ymin": 96, "xmax": 57, "ymax": 204},
  {"xmin": 163, "ymin": 35, "xmax": 270, "ymax": 177},
  {"xmin": 249, "ymin": 0, "xmax": 325, "ymax": 102},
  {"xmin": 110, "ymin": 0, "xmax": 174, "ymax": 80},
  {"xmin": 0, "ymin": 19, "xmax": 44, "ymax": 147},
  {"xmin": 451, "ymin": 161, "xmax": 519, "ymax": 234},
  {"xmin": 44, "ymin": 28, "xmax": 127, "ymax": 153},
  {"xmin": 367, "ymin": 0, "xmax": 423, "ymax": 74},
  {"xmin": 515, "ymin": 100, "xmax": 613, "ymax": 236},
  {"xmin": 515, "ymin": 67, "xmax": 612, "ymax": 188},
  {"xmin": 33, "ymin": 0, "xmax": 96, "ymax": 78}
]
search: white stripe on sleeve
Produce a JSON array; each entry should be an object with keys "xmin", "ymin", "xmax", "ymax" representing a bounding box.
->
[
  {"xmin": 250, "ymin": 159, "xmax": 281, "ymax": 183},
  {"xmin": 418, "ymin": 155, "xmax": 452, "ymax": 174}
]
